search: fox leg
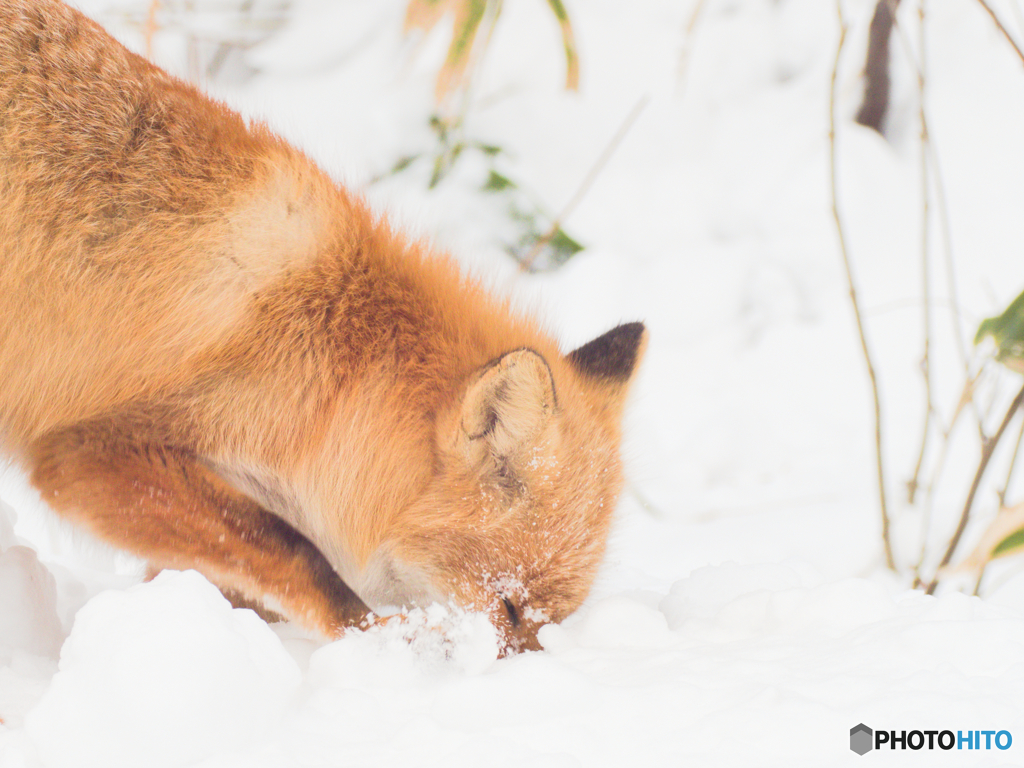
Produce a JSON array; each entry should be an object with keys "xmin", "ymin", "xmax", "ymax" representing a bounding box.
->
[{"xmin": 27, "ymin": 420, "xmax": 372, "ymax": 637}]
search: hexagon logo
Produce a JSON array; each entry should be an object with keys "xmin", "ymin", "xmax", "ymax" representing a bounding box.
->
[{"xmin": 850, "ymin": 723, "xmax": 873, "ymax": 755}]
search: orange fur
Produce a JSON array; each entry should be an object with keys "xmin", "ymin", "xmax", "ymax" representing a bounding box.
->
[{"xmin": 0, "ymin": 0, "xmax": 645, "ymax": 652}]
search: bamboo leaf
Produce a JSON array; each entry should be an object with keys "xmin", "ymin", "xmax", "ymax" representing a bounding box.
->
[
  {"xmin": 428, "ymin": 142, "xmax": 465, "ymax": 188},
  {"xmin": 547, "ymin": 227, "xmax": 584, "ymax": 265},
  {"xmin": 483, "ymin": 170, "xmax": 515, "ymax": 191},
  {"xmin": 993, "ymin": 527, "xmax": 1024, "ymax": 557},
  {"xmin": 545, "ymin": 0, "xmax": 579, "ymax": 90},
  {"xmin": 956, "ymin": 502, "xmax": 1024, "ymax": 571},
  {"xmin": 404, "ymin": 0, "xmax": 453, "ymax": 34},
  {"xmin": 388, "ymin": 154, "xmax": 421, "ymax": 175},
  {"xmin": 429, "ymin": 154, "xmax": 447, "ymax": 188},
  {"xmin": 976, "ymin": 286, "xmax": 1024, "ymax": 373},
  {"xmin": 407, "ymin": 0, "xmax": 578, "ymax": 104},
  {"xmin": 435, "ymin": 0, "xmax": 489, "ymax": 101}
]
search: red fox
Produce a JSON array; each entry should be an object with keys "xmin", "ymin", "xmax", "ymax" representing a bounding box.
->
[{"xmin": 0, "ymin": 0, "xmax": 645, "ymax": 653}]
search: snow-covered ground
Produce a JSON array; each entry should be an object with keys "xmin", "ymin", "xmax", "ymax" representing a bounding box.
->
[{"xmin": 4, "ymin": 0, "xmax": 1024, "ymax": 765}]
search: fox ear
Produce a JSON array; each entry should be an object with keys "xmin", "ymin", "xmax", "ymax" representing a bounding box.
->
[
  {"xmin": 566, "ymin": 322, "xmax": 647, "ymax": 385},
  {"xmin": 461, "ymin": 349, "xmax": 557, "ymax": 460}
]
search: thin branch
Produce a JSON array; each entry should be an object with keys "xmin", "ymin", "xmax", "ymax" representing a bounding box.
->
[
  {"xmin": 997, "ymin": 414, "xmax": 1024, "ymax": 506},
  {"xmin": 929, "ymin": 139, "xmax": 973, "ymax": 390},
  {"xmin": 911, "ymin": 388, "xmax": 960, "ymax": 580},
  {"xmin": 831, "ymin": 1, "xmax": 896, "ymax": 570},
  {"xmin": 906, "ymin": 0, "xmax": 934, "ymax": 506},
  {"xmin": 889, "ymin": 0, "xmax": 987, "ymax": 502},
  {"xmin": 906, "ymin": 403, "xmax": 932, "ymax": 504},
  {"xmin": 972, "ymin": 561, "xmax": 987, "ymax": 596},
  {"xmin": 912, "ymin": 372, "xmax": 981, "ymax": 581},
  {"xmin": 926, "ymin": 382, "xmax": 1024, "ymax": 594},
  {"xmin": 975, "ymin": 0, "xmax": 1024, "ymax": 67},
  {"xmin": 1012, "ymin": 0, "xmax": 1024, "ymax": 40},
  {"xmin": 675, "ymin": 0, "xmax": 709, "ymax": 100},
  {"xmin": 884, "ymin": 1, "xmax": 970, "ymax": 386},
  {"xmin": 519, "ymin": 94, "xmax": 650, "ymax": 272}
]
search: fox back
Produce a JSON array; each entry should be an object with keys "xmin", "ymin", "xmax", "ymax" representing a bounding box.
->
[{"xmin": 0, "ymin": 0, "xmax": 645, "ymax": 651}]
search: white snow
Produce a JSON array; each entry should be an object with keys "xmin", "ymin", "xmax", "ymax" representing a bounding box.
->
[
  {"xmin": 25, "ymin": 571, "xmax": 301, "ymax": 768},
  {"xmin": 3, "ymin": 0, "xmax": 1024, "ymax": 764}
]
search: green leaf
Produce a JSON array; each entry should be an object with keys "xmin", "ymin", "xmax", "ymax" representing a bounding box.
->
[
  {"xmin": 436, "ymin": 0, "xmax": 489, "ymax": 100},
  {"xmin": 429, "ymin": 155, "xmax": 447, "ymax": 189},
  {"xmin": 428, "ymin": 142, "xmax": 465, "ymax": 188},
  {"xmin": 957, "ymin": 502, "xmax": 1024, "ymax": 572},
  {"xmin": 388, "ymin": 154, "xmax": 420, "ymax": 175},
  {"xmin": 545, "ymin": 0, "xmax": 579, "ymax": 90},
  {"xmin": 483, "ymin": 170, "xmax": 515, "ymax": 192},
  {"xmin": 976, "ymin": 286, "xmax": 1024, "ymax": 371},
  {"xmin": 547, "ymin": 227, "xmax": 584, "ymax": 265},
  {"xmin": 992, "ymin": 526, "xmax": 1024, "ymax": 557}
]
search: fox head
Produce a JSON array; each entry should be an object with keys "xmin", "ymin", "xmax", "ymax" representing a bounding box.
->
[{"xmin": 366, "ymin": 322, "xmax": 646, "ymax": 653}]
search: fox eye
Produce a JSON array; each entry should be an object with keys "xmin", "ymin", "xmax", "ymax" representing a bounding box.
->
[{"xmin": 501, "ymin": 596, "xmax": 520, "ymax": 628}]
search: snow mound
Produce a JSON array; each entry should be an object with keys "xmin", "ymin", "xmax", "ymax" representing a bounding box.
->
[
  {"xmin": 24, "ymin": 570, "xmax": 301, "ymax": 768},
  {"xmin": 0, "ymin": 546, "xmax": 62, "ymax": 663},
  {"xmin": 0, "ymin": 498, "xmax": 16, "ymax": 552},
  {"xmin": 312, "ymin": 603, "xmax": 501, "ymax": 689},
  {"xmin": 0, "ymin": 499, "xmax": 62, "ymax": 664}
]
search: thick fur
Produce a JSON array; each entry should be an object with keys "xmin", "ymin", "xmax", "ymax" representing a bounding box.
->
[{"xmin": 0, "ymin": 0, "xmax": 645, "ymax": 652}]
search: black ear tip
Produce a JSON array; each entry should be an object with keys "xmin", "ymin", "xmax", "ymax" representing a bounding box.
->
[
  {"xmin": 566, "ymin": 322, "xmax": 647, "ymax": 382},
  {"xmin": 615, "ymin": 321, "xmax": 646, "ymax": 345}
]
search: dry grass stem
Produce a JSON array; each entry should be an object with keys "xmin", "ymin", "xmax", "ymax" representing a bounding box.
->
[
  {"xmin": 926, "ymin": 382, "xmax": 1024, "ymax": 594},
  {"xmin": 972, "ymin": 563, "xmax": 987, "ymax": 595},
  {"xmin": 831, "ymin": 0, "xmax": 896, "ymax": 570},
  {"xmin": 1012, "ymin": 0, "xmax": 1024, "ymax": 38},
  {"xmin": 974, "ymin": 0, "xmax": 1024, "ymax": 67},
  {"xmin": 675, "ymin": 0, "xmax": 709, "ymax": 99},
  {"xmin": 406, "ymin": 0, "xmax": 578, "ymax": 111},
  {"xmin": 998, "ymin": 413, "xmax": 1024, "ymax": 506},
  {"xmin": 519, "ymin": 94, "xmax": 650, "ymax": 272},
  {"xmin": 545, "ymin": 0, "xmax": 579, "ymax": 91},
  {"xmin": 884, "ymin": 1, "xmax": 969, "ymax": 383},
  {"xmin": 902, "ymin": 0, "xmax": 934, "ymax": 507}
]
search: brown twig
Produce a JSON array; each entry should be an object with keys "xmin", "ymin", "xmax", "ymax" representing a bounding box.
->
[
  {"xmin": 929, "ymin": 139, "xmax": 973, "ymax": 385},
  {"xmin": 519, "ymin": 95, "xmax": 650, "ymax": 272},
  {"xmin": 911, "ymin": 425, "xmax": 948, "ymax": 583},
  {"xmin": 886, "ymin": 0, "xmax": 974, "ymax": 420},
  {"xmin": 904, "ymin": 0, "xmax": 934, "ymax": 506},
  {"xmin": 675, "ymin": 0, "xmax": 709, "ymax": 100},
  {"xmin": 1012, "ymin": 0, "xmax": 1024, "ymax": 40},
  {"xmin": 831, "ymin": 1, "xmax": 896, "ymax": 570},
  {"xmin": 912, "ymin": 374, "xmax": 980, "ymax": 580},
  {"xmin": 926, "ymin": 382, "xmax": 1024, "ymax": 594},
  {"xmin": 974, "ymin": 0, "xmax": 1024, "ymax": 67},
  {"xmin": 997, "ymin": 409, "xmax": 1024, "ymax": 506},
  {"xmin": 919, "ymin": 67, "xmax": 981, "ymax": 448},
  {"xmin": 972, "ymin": 562, "xmax": 987, "ymax": 595}
]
